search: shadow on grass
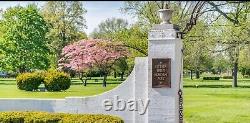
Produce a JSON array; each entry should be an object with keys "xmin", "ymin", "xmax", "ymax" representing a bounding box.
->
[
  {"xmin": 0, "ymin": 82, "xmax": 16, "ymax": 85},
  {"xmin": 0, "ymin": 82, "xmax": 122, "ymax": 86},
  {"xmin": 184, "ymin": 85, "xmax": 250, "ymax": 88},
  {"xmin": 0, "ymin": 79, "xmax": 16, "ymax": 81},
  {"xmin": 71, "ymin": 82, "xmax": 122, "ymax": 85}
]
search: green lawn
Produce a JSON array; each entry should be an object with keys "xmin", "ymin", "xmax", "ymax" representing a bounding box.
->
[
  {"xmin": 0, "ymin": 77, "xmax": 121, "ymax": 98},
  {"xmin": 184, "ymin": 78, "xmax": 250, "ymax": 123},
  {"xmin": 1, "ymin": 77, "xmax": 250, "ymax": 122}
]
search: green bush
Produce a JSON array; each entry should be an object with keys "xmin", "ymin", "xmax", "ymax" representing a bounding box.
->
[
  {"xmin": 0, "ymin": 111, "xmax": 124, "ymax": 123},
  {"xmin": 44, "ymin": 70, "xmax": 71, "ymax": 91},
  {"xmin": 243, "ymin": 75, "xmax": 250, "ymax": 78},
  {"xmin": 34, "ymin": 70, "xmax": 47, "ymax": 78},
  {"xmin": 16, "ymin": 72, "xmax": 44, "ymax": 91},
  {"xmin": 203, "ymin": 77, "xmax": 220, "ymax": 80},
  {"xmin": 16, "ymin": 70, "xmax": 71, "ymax": 92},
  {"xmin": 222, "ymin": 76, "xmax": 233, "ymax": 79}
]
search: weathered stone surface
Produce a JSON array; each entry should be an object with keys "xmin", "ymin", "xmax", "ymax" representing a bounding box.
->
[
  {"xmin": 0, "ymin": 10, "xmax": 183, "ymax": 123},
  {"xmin": 148, "ymin": 23, "xmax": 183, "ymax": 123},
  {"xmin": 0, "ymin": 58, "xmax": 148, "ymax": 123},
  {"xmin": 151, "ymin": 24, "xmax": 180, "ymax": 30}
]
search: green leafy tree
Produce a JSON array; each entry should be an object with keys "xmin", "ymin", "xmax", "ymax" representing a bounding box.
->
[
  {"xmin": 90, "ymin": 17, "xmax": 129, "ymax": 39},
  {"xmin": 0, "ymin": 5, "xmax": 50, "ymax": 73},
  {"xmin": 184, "ymin": 21, "xmax": 215, "ymax": 79},
  {"xmin": 41, "ymin": 1, "xmax": 87, "ymax": 68},
  {"xmin": 209, "ymin": 2, "xmax": 250, "ymax": 87},
  {"xmin": 118, "ymin": 1, "xmax": 217, "ymax": 60},
  {"xmin": 90, "ymin": 18, "xmax": 146, "ymax": 73},
  {"xmin": 122, "ymin": 1, "xmax": 250, "ymax": 87},
  {"xmin": 122, "ymin": 1, "xmax": 210, "ymax": 34},
  {"xmin": 239, "ymin": 47, "xmax": 250, "ymax": 77},
  {"xmin": 112, "ymin": 24, "xmax": 148, "ymax": 56},
  {"xmin": 212, "ymin": 53, "xmax": 231, "ymax": 75},
  {"xmin": 113, "ymin": 57, "xmax": 129, "ymax": 80}
]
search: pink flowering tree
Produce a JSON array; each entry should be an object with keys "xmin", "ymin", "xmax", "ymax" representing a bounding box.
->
[{"xmin": 59, "ymin": 39, "xmax": 128, "ymax": 87}]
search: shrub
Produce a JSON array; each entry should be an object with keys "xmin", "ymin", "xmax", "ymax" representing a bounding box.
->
[
  {"xmin": 222, "ymin": 76, "xmax": 233, "ymax": 79},
  {"xmin": 44, "ymin": 70, "xmax": 71, "ymax": 91},
  {"xmin": 203, "ymin": 77, "xmax": 220, "ymax": 80},
  {"xmin": 16, "ymin": 72, "xmax": 44, "ymax": 91},
  {"xmin": 34, "ymin": 70, "xmax": 47, "ymax": 78},
  {"xmin": 0, "ymin": 111, "xmax": 124, "ymax": 123},
  {"xmin": 243, "ymin": 75, "xmax": 250, "ymax": 78}
]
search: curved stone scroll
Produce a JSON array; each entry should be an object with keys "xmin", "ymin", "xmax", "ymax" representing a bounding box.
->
[
  {"xmin": 0, "ymin": 57, "xmax": 148, "ymax": 123},
  {"xmin": 65, "ymin": 57, "xmax": 148, "ymax": 123}
]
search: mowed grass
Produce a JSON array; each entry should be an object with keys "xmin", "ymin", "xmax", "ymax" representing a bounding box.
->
[
  {"xmin": 1, "ymin": 77, "xmax": 250, "ymax": 122},
  {"xmin": 0, "ymin": 77, "xmax": 122, "ymax": 98},
  {"xmin": 184, "ymin": 78, "xmax": 250, "ymax": 123}
]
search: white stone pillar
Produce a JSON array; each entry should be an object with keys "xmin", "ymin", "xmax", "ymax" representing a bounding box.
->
[{"xmin": 147, "ymin": 9, "xmax": 183, "ymax": 123}]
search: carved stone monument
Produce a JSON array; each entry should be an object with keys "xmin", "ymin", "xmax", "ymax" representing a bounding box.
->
[
  {"xmin": 148, "ymin": 9, "xmax": 183, "ymax": 123},
  {"xmin": 0, "ymin": 9, "xmax": 183, "ymax": 123}
]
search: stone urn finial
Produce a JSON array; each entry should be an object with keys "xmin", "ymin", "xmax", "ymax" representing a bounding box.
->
[{"xmin": 158, "ymin": 9, "xmax": 173, "ymax": 24}]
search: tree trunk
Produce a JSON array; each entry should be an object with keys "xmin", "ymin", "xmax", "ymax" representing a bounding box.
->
[
  {"xmin": 195, "ymin": 70, "xmax": 200, "ymax": 79},
  {"xmin": 242, "ymin": 68, "xmax": 246, "ymax": 77},
  {"xmin": 84, "ymin": 78, "xmax": 87, "ymax": 86},
  {"xmin": 244, "ymin": 70, "xmax": 247, "ymax": 78},
  {"xmin": 79, "ymin": 72, "xmax": 87, "ymax": 86},
  {"xmin": 103, "ymin": 74, "xmax": 107, "ymax": 87},
  {"xmin": 190, "ymin": 70, "xmax": 193, "ymax": 80},
  {"xmin": 232, "ymin": 62, "xmax": 238, "ymax": 87},
  {"xmin": 232, "ymin": 45, "xmax": 239, "ymax": 87},
  {"xmin": 231, "ymin": 69, "xmax": 234, "ymax": 76},
  {"xmin": 121, "ymin": 72, "xmax": 125, "ymax": 80},
  {"xmin": 219, "ymin": 68, "xmax": 222, "ymax": 75},
  {"xmin": 114, "ymin": 71, "xmax": 117, "ymax": 78}
]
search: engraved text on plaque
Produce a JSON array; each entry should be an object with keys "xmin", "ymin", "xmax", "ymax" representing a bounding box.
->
[{"xmin": 152, "ymin": 58, "xmax": 171, "ymax": 88}]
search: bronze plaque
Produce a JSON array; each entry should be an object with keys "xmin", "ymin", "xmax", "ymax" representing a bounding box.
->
[{"xmin": 152, "ymin": 58, "xmax": 171, "ymax": 88}]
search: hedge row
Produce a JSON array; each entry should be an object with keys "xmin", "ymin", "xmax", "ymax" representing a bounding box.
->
[
  {"xmin": 0, "ymin": 111, "xmax": 124, "ymax": 123},
  {"xmin": 244, "ymin": 75, "xmax": 250, "ymax": 78},
  {"xmin": 203, "ymin": 76, "xmax": 238, "ymax": 80},
  {"xmin": 203, "ymin": 77, "xmax": 220, "ymax": 80},
  {"xmin": 222, "ymin": 76, "xmax": 233, "ymax": 79},
  {"xmin": 16, "ymin": 70, "xmax": 71, "ymax": 92}
]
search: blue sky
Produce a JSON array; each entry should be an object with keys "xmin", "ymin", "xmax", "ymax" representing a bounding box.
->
[
  {"xmin": 0, "ymin": 1, "xmax": 136, "ymax": 35},
  {"xmin": 84, "ymin": 1, "xmax": 136, "ymax": 35}
]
